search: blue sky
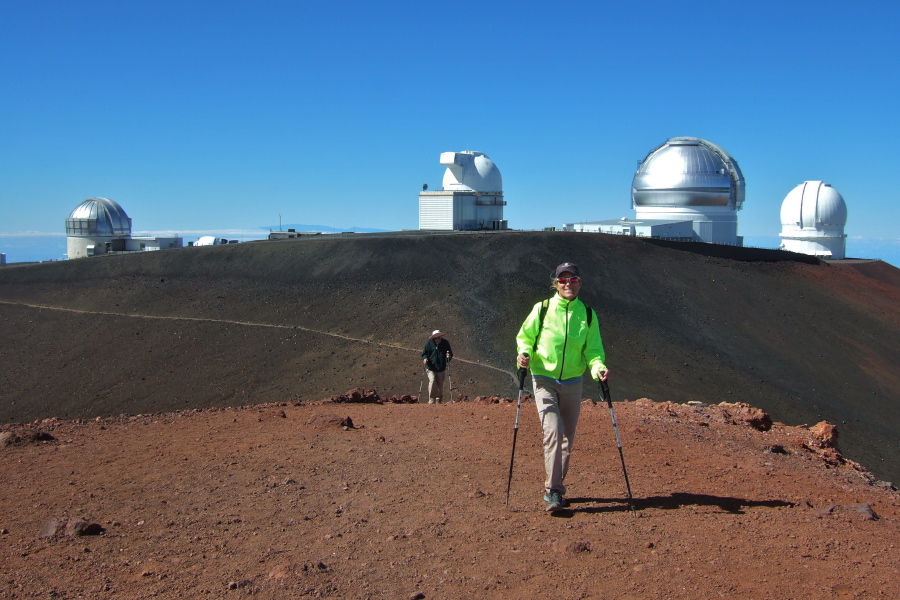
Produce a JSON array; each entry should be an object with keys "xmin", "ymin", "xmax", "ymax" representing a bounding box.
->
[{"xmin": 1, "ymin": 1, "xmax": 898, "ymax": 264}]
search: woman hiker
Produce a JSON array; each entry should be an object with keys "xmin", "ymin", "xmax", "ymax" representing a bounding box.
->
[{"xmin": 515, "ymin": 262, "xmax": 609, "ymax": 511}]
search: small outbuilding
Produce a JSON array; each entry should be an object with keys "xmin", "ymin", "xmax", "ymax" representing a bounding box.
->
[{"xmin": 563, "ymin": 217, "xmax": 696, "ymax": 239}]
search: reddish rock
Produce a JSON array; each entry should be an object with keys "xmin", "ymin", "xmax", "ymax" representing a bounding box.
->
[
  {"xmin": 849, "ymin": 503, "xmax": 879, "ymax": 521},
  {"xmin": 719, "ymin": 402, "xmax": 773, "ymax": 431},
  {"xmin": 347, "ymin": 388, "xmax": 381, "ymax": 403},
  {"xmin": 269, "ymin": 563, "xmax": 295, "ymax": 580},
  {"xmin": 322, "ymin": 388, "xmax": 382, "ymax": 404},
  {"xmin": 736, "ymin": 405, "xmax": 773, "ymax": 431},
  {"xmin": 305, "ymin": 414, "xmax": 348, "ymax": 429},
  {"xmin": 552, "ymin": 540, "xmax": 592, "ymax": 553},
  {"xmin": 0, "ymin": 429, "xmax": 56, "ymax": 447},
  {"xmin": 474, "ymin": 395, "xmax": 503, "ymax": 404},
  {"xmin": 654, "ymin": 401, "xmax": 679, "ymax": 417},
  {"xmin": 64, "ymin": 519, "xmax": 104, "ymax": 537},
  {"xmin": 820, "ymin": 447, "xmax": 844, "ymax": 465},
  {"xmin": 810, "ymin": 421, "xmax": 839, "ymax": 448}
]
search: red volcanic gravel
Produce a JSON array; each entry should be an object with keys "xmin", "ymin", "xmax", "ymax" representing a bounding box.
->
[{"xmin": 1, "ymin": 396, "xmax": 898, "ymax": 599}]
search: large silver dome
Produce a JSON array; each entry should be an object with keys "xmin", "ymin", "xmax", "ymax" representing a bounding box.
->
[
  {"xmin": 632, "ymin": 137, "xmax": 745, "ymax": 210},
  {"xmin": 65, "ymin": 197, "xmax": 132, "ymax": 237}
]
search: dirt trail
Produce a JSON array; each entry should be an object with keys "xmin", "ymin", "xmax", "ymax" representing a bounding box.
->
[{"xmin": 0, "ymin": 299, "xmax": 514, "ymax": 381}]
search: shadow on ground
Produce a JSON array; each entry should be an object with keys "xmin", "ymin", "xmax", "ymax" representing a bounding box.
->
[{"xmin": 563, "ymin": 492, "xmax": 796, "ymax": 515}]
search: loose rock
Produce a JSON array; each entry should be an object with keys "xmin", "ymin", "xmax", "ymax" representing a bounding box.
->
[
  {"xmin": 39, "ymin": 518, "xmax": 59, "ymax": 539},
  {"xmin": 810, "ymin": 421, "xmax": 839, "ymax": 448}
]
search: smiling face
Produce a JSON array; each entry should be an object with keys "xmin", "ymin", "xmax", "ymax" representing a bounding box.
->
[{"xmin": 554, "ymin": 271, "xmax": 581, "ymax": 300}]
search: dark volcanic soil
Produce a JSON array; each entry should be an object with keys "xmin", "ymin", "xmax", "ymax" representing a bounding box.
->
[
  {"xmin": 2, "ymin": 397, "xmax": 898, "ymax": 599},
  {"xmin": 1, "ymin": 231, "xmax": 898, "ymax": 482}
]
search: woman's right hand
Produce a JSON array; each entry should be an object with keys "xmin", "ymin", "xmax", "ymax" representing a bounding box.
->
[{"xmin": 517, "ymin": 353, "xmax": 530, "ymax": 369}]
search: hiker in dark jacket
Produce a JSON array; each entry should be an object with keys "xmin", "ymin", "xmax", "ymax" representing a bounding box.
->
[
  {"xmin": 515, "ymin": 262, "xmax": 608, "ymax": 511},
  {"xmin": 422, "ymin": 330, "xmax": 453, "ymax": 404}
]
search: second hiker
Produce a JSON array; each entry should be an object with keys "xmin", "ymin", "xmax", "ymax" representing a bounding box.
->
[{"xmin": 422, "ymin": 329, "xmax": 453, "ymax": 404}]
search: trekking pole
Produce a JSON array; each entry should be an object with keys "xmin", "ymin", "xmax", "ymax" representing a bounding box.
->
[
  {"xmin": 448, "ymin": 362, "xmax": 453, "ymax": 402},
  {"xmin": 418, "ymin": 366, "xmax": 426, "ymax": 403},
  {"xmin": 505, "ymin": 365, "xmax": 528, "ymax": 509},
  {"xmin": 600, "ymin": 379, "xmax": 636, "ymax": 515}
]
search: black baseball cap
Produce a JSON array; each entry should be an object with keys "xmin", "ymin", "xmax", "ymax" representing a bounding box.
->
[{"xmin": 553, "ymin": 262, "xmax": 580, "ymax": 278}]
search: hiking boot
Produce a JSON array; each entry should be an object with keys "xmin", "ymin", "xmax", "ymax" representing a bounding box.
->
[
  {"xmin": 543, "ymin": 491, "xmax": 569, "ymax": 508},
  {"xmin": 545, "ymin": 490, "xmax": 565, "ymax": 511}
]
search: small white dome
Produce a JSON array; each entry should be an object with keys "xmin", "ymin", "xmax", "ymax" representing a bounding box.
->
[
  {"xmin": 440, "ymin": 151, "xmax": 502, "ymax": 192},
  {"xmin": 779, "ymin": 181, "xmax": 847, "ymax": 259},
  {"xmin": 66, "ymin": 197, "xmax": 132, "ymax": 237},
  {"xmin": 780, "ymin": 181, "xmax": 847, "ymax": 229}
]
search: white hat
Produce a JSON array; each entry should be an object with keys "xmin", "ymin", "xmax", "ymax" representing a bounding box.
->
[{"xmin": 431, "ymin": 330, "xmax": 445, "ymax": 338}]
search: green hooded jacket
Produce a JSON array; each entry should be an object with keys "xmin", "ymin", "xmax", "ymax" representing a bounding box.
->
[
  {"xmin": 515, "ymin": 294, "xmax": 606, "ymax": 380},
  {"xmin": 421, "ymin": 337, "xmax": 453, "ymax": 372}
]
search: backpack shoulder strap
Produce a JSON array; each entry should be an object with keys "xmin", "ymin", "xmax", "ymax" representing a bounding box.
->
[
  {"xmin": 532, "ymin": 299, "xmax": 550, "ymax": 355},
  {"xmin": 582, "ymin": 302, "xmax": 594, "ymax": 328},
  {"xmin": 580, "ymin": 302, "xmax": 596, "ymax": 356}
]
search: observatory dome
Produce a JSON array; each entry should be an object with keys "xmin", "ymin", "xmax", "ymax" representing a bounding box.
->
[
  {"xmin": 440, "ymin": 151, "xmax": 502, "ymax": 192},
  {"xmin": 65, "ymin": 197, "xmax": 132, "ymax": 237},
  {"xmin": 780, "ymin": 181, "xmax": 847, "ymax": 230},
  {"xmin": 632, "ymin": 137, "xmax": 745, "ymax": 210},
  {"xmin": 779, "ymin": 181, "xmax": 847, "ymax": 260}
]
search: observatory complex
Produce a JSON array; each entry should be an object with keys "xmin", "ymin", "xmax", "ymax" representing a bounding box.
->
[
  {"xmin": 564, "ymin": 137, "xmax": 746, "ymax": 246},
  {"xmin": 418, "ymin": 151, "xmax": 507, "ymax": 231},
  {"xmin": 65, "ymin": 197, "xmax": 182, "ymax": 259},
  {"xmin": 779, "ymin": 181, "xmax": 847, "ymax": 259}
]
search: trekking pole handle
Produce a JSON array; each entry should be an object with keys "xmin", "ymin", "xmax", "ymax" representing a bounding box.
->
[
  {"xmin": 600, "ymin": 379, "xmax": 612, "ymax": 406},
  {"xmin": 517, "ymin": 367, "xmax": 527, "ymax": 391}
]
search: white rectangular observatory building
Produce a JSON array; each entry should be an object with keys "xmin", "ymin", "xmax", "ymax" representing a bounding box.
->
[{"xmin": 418, "ymin": 151, "xmax": 507, "ymax": 231}]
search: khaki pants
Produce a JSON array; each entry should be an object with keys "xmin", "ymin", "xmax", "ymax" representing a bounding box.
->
[
  {"xmin": 533, "ymin": 377, "xmax": 583, "ymax": 495},
  {"xmin": 427, "ymin": 370, "xmax": 446, "ymax": 403}
]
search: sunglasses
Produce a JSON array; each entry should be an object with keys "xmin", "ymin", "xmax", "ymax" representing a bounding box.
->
[{"xmin": 556, "ymin": 276, "xmax": 581, "ymax": 284}]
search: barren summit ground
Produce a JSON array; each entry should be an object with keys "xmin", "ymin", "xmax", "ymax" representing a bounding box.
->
[
  {"xmin": 1, "ymin": 231, "xmax": 899, "ymax": 598},
  {"xmin": 1, "ymin": 397, "xmax": 898, "ymax": 599},
  {"xmin": 1, "ymin": 231, "xmax": 898, "ymax": 480}
]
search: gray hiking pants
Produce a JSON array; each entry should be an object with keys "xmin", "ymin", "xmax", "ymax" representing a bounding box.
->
[{"xmin": 533, "ymin": 376, "xmax": 583, "ymax": 495}]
